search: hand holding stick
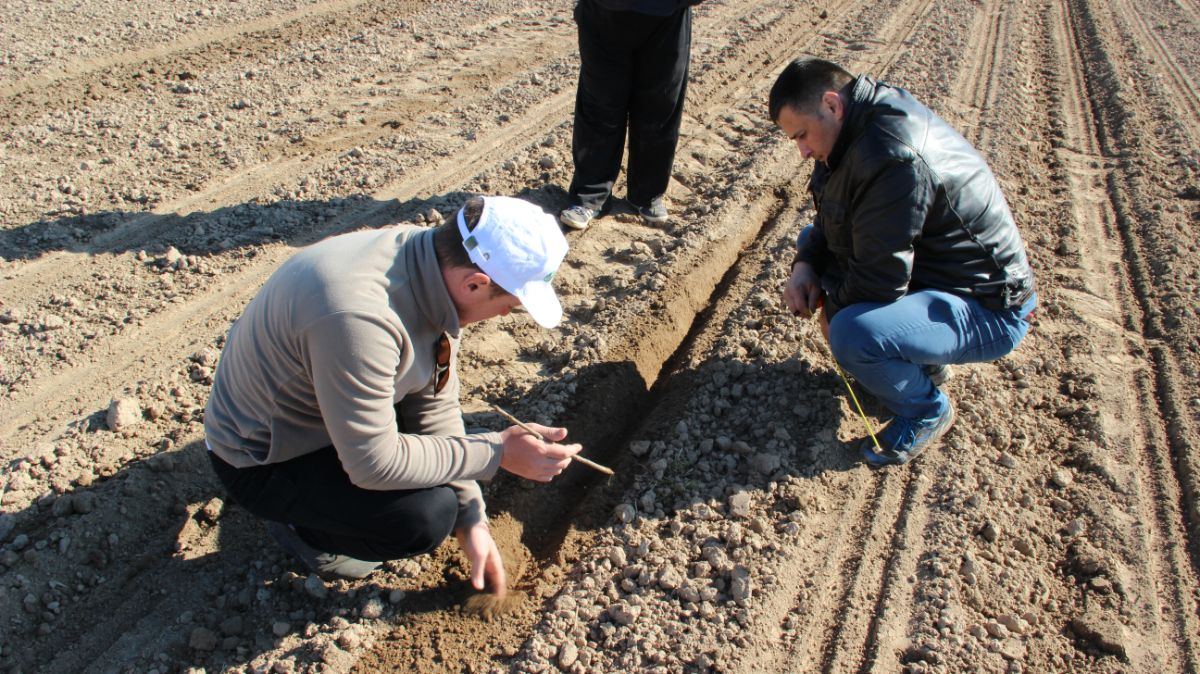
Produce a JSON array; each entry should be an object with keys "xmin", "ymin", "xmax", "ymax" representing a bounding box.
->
[{"xmin": 489, "ymin": 403, "xmax": 614, "ymax": 476}]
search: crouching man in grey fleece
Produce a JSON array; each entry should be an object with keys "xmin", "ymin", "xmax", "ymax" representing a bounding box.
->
[{"xmin": 204, "ymin": 195, "xmax": 580, "ymax": 593}]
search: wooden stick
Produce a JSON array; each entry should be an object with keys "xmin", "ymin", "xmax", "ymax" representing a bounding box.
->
[
  {"xmin": 489, "ymin": 403, "xmax": 614, "ymax": 476},
  {"xmin": 563, "ymin": 453, "xmax": 615, "ymax": 476}
]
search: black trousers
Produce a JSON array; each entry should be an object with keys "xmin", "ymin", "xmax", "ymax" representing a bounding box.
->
[
  {"xmin": 209, "ymin": 446, "xmax": 458, "ymax": 562},
  {"xmin": 567, "ymin": 0, "xmax": 692, "ymax": 211}
]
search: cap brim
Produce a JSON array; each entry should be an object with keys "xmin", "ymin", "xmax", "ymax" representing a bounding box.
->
[{"xmin": 514, "ymin": 281, "xmax": 562, "ymax": 328}]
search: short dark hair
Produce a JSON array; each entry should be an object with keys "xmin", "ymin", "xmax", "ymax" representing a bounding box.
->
[
  {"xmin": 433, "ymin": 196, "xmax": 484, "ymax": 269},
  {"xmin": 768, "ymin": 56, "xmax": 854, "ymax": 121},
  {"xmin": 432, "ymin": 196, "xmax": 509, "ymax": 298}
]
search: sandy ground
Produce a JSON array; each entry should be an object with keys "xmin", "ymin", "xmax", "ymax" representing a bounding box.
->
[{"xmin": 2, "ymin": 0, "xmax": 1200, "ymax": 672}]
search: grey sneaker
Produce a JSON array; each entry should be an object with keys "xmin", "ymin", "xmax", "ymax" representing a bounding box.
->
[
  {"xmin": 266, "ymin": 521, "xmax": 380, "ymax": 580},
  {"xmin": 923, "ymin": 364, "xmax": 953, "ymax": 386},
  {"xmin": 861, "ymin": 402, "xmax": 956, "ymax": 467},
  {"xmin": 559, "ymin": 205, "xmax": 597, "ymax": 230},
  {"xmin": 634, "ymin": 196, "xmax": 668, "ymax": 225}
]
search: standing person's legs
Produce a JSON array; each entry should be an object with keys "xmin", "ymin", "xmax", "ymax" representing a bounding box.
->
[
  {"xmin": 209, "ymin": 447, "xmax": 458, "ymax": 563},
  {"xmin": 626, "ymin": 6, "xmax": 691, "ymax": 211},
  {"xmin": 567, "ymin": 0, "xmax": 638, "ymax": 213}
]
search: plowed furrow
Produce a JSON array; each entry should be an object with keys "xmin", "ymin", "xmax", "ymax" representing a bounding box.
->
[
  {"xmin": 871, "ymin": 0, "xmax": 939, "ymax": 73},
  {"xmin": 0, "ymin": 0, "xmax": 425, "ymax": 117},
  {"xmin": 1112, "ymin": 0, "xmax": 1200, "ymax": 145},
  {"xmin": 1054, "ymin": 0, "xmax": 1200, "ymax": 669},
  {"xmin": 1070, "ymin": 0, "xmax": 1200, "ymax": 566},
  {"xmin": 950, "ymin": 0, "xmax": 1006, "ymax": 146}
]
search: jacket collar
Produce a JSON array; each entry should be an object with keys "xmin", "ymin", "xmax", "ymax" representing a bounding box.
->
[
  {"xmin": 824, "ymin": 75, "xmax": 877, "ymax": 171},
  {"xmin": 399, "ymin": 228, "xmax": 462, "ymax": 339}
]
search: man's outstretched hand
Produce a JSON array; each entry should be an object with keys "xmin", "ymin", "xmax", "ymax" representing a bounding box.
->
[{"xmin": 456, "ymin": 521, "xmax": 506, "ymax": 597}]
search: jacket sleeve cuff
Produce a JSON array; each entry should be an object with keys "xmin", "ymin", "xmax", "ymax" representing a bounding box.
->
[{"xmin": 449, "ymin": 479, "xmax": 485, "ymax": 529}]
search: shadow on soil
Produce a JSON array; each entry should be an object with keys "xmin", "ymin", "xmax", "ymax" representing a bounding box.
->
[{"xmin": 0, "ymin": 185, "xmax": 575, "ymax": 263}]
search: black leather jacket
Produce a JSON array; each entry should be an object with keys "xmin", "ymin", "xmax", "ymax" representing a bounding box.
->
[{"xmin": 795, "ymin": 76, "xmax": 1035, "ymax": 316}]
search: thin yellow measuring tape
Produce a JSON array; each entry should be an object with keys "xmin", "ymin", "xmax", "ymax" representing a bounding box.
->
[
  {"xmin": 827, "ymin": 349, "xmax": 883, "ymax": 452},
  {"xmin": 813, "ymin": 298, "xmax": 883, "ymax": 452}
]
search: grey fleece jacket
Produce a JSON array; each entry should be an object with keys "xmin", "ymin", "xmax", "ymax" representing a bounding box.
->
[{"xmin": 203, "ymin": 225, "xmax": 504, "ymax": 529}]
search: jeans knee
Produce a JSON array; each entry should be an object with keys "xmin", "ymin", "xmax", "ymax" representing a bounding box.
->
[{"xmin": 827, "ymin": 311, "xmax": 874, "ymax": 366}]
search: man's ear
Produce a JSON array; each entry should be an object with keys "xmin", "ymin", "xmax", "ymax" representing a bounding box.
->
[
  {"xmin": 460, "ymin": 270, "xmax": 493, "ymax": 295},
  {"xmin": 822, "ymin": 90, "xmax": 844, "ymax": 120}
]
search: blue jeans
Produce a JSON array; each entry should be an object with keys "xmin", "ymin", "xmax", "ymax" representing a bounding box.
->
[{"xmin": 827, "ymin": 289, "xmax": 1036, "ymax": 420}]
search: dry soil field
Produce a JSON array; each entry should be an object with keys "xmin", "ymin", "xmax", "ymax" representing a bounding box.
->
[{"xmin": 2, "ymin": 0, "xmax": 1200, "ymax": 672}]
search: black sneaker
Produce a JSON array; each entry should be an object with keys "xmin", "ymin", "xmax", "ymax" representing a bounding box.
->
[
  {"xmin": 266, "ymin": 521, "xmax": 380, "ymax": 580},
  {"xmin": 634, "ymin": 196, "xmax": 669, "ymax": 225}
]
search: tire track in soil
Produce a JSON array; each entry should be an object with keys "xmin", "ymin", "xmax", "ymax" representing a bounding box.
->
[
  {"xmin": 949, "ymin": 0, "xmax": 1006, "ymax": 146},
  {"xmin": 1110, "ymin": 0, "xmax": 1200, "ymax": 146},
  {"xmin": 818, "ymin": 471, "xmax": 935, "ymax": 674},
  {"xmin": 772, "ymin": 476, "xmax": 882, "ymax": 674},
  {"xmin": 864, "ymin": 0, "xmax": 939, "ymax": 74},
  {"xmin": 1051, "ymin": 0, "xmax": 1200, "ymax": 668},
  {"xmin": 0, "ymin": 0, "xmax": 427, "ymax": 117},
  {"xmin": 1070, "ymin": 0, "xmax": 1200, "ymax": 572}
]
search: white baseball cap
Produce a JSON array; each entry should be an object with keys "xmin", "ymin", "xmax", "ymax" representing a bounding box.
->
[{"xmin": 457, "ymin": 196, "xmax": 569, "ymax": 328}]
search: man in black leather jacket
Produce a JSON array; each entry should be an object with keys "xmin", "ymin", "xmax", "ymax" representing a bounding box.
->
[{"xmin": 769, "ymin": 56, "xmax": 1037, "ymax": 466}]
